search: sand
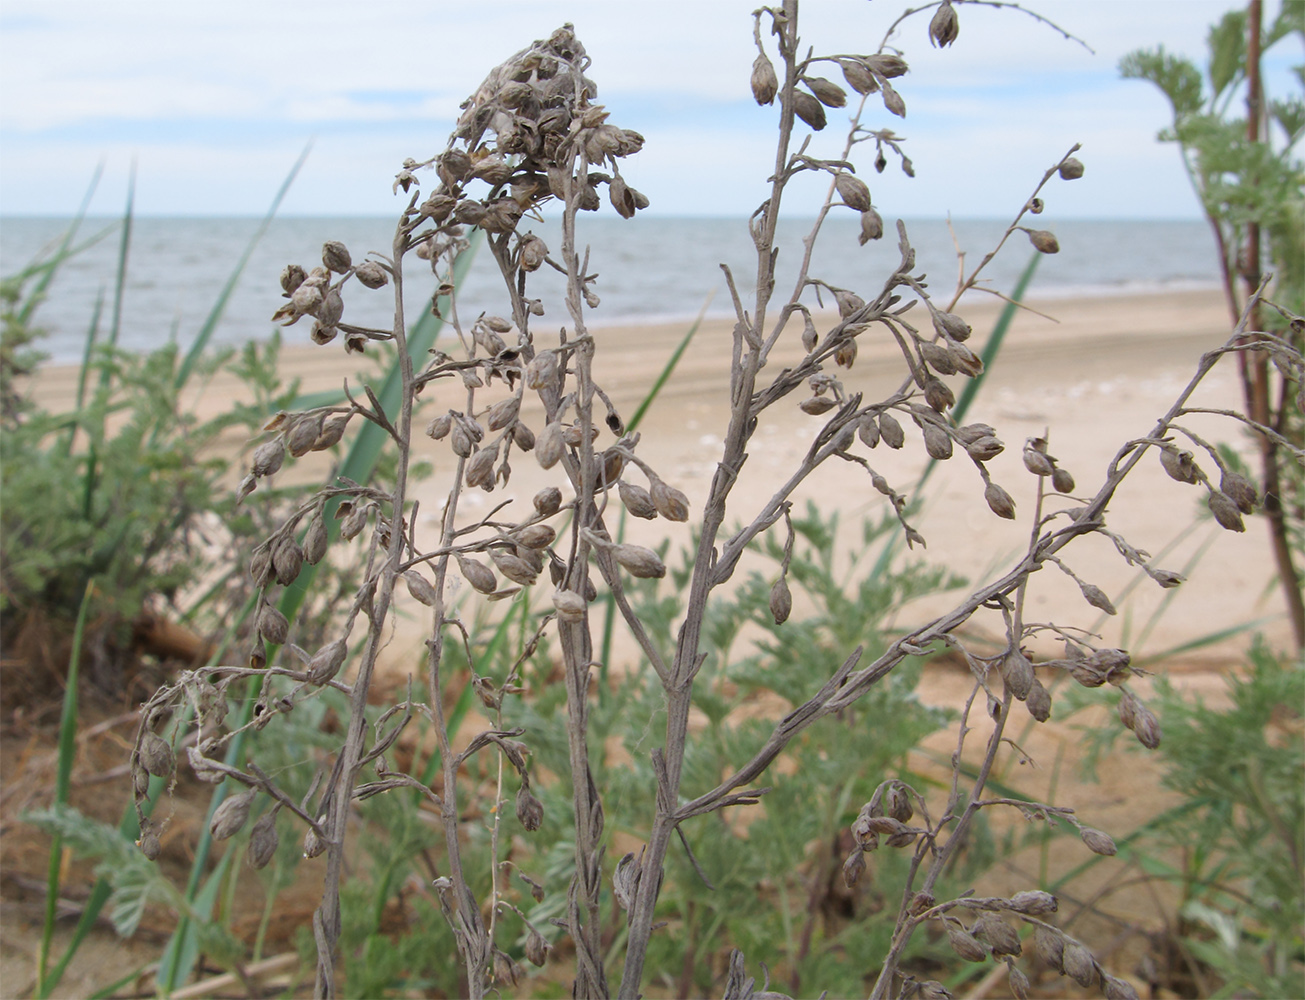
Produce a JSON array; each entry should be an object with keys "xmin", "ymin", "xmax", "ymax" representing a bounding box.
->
[{"xmin": 26, "ymin": 285, "xmax": 1292, "ymax": 662}]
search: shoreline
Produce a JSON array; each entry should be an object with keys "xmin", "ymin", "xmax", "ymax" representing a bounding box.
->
[{"xmin": 24, "ymin": 284, "xmax": 1292, "ymax": 661}]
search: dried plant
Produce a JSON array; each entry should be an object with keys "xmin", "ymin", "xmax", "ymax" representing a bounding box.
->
[{"xmin": 130, "ymin": 3, "xmax": 1305, "ymax": 998}]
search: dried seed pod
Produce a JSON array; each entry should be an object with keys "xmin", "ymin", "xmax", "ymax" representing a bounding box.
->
[
  {"xmin": 457, "ymin": 555, "xmax": 498, "ymax": 594},
  {"xmin": 353, "ymin": 260, "xmax": 387, "ymax": 289},
  {"xmin": 289, "ymin": 282, "xmax": 323, "ymax": 319},
  {"xmin": 1207, "ymin": 489, "xmax": 1246, "ymax": 532},
  {"xmin": 1080, "ymin": 581, "xmax": 1116, "ymax": 615},
  {"xmin": 516, "ymin": 784, "xmax": 544, "ymax": 831},
  {"xmin": 835, "ymin": 172, "xmax": 871, "ymax": 211},
  {"xmin": 840, "ymin": 58, "xmax": 878, "ymax": 95},
  {"xmin": 490, "ymin": 549, "xmax": 539, "ymax": 586},
  {"xmin": 1009, "ymin": 964, "xmax": 1031, "ymax": 1000},
  {"xmin": 1220, "ymin": 471, "xmax": 1257, "ymax": 513},
  {"xmin": 137, "ymin": 825, "xmax": 162, "ymax": 861},
  {"xmin": 552, "ymin": 589, "xmax": 586, "ymax": 623},
  {"xmin": 1164, "ymin": 443, "xmax": 1200, "ymax": 483},
  {"xmin": 865, "ymin": 53, "xmax": 908, "ymax": 78},
  {"xmin": 188, "ymin": 745, "xmax": 226, "ymax": 783},
  {"xmin": 536, "ymin": 421, "xmax": 565, "ymax": 469},
  {"xmin": 258, "ymin": 603, "xmax": 289, "ymax": 646},
  {"xmin": 841, "ymin": 849, "xmax": 866, "ymax": 887},
  {"xmin": 405, "ymin": 570, "xmax": 438, "ymax": 607},
  {"xmin": 1103, "ymin": 974, "xmax": 1140, "ymax": 999},
  {"xmin": 485, "ymin": 397, "xmax": 520, "ymax": 431},
  {"xmin": 1026, "ymin": 677, "xmax": 1052, "ymax": 722},
  {"xmin": 751, "ymin": 52, "xmax": 778, "ymax": 105},
  {"xmin": 806, "ymin": 76, "xmax": 847, "ymax": 108},
  {"xmin": 272, "ymin": 537, "xmax": 304, "ymax": 586},
  {"xmin": 1033, "ymin": 925, "xmax": 1065, "ymax": 971},
  {"xmin": 800, "ymin": 395, "xmax": 837, "ymax": 415},
  {"xmin": 339, "ymin": 502, "xmax": 369, "ymax": 540},
  {"xmin": 972, "ymin": 913, "xmax": 1021, "ymax": 957},
  {"xmin": 512, "ymin": 421, "xmax": 535, "ymax": 451},
  {"xmin": 465, "ymin": 444, "xmax": 499, "ymax": 490},
  {"xmin": 426, "ymin": 412, "xmax": 452, "ymax": 441},
  {"xmin": 1062, "ymin": 940, "xmax": 1098, "ymax": 988},
  {"xmin": 879, "ymin": 412, "xmax": 905, "ymax": 449},
  {"xmin": 1150, "ymin": 567, "xmax": 1185, "ymax": 588},
  {"xmin": 306, "ymin": 638, "xmax": 348, "ymax": 685},
  {"xmin": 519, "ymin": 234, "xmax": 548, "ymax": 272},
  {"xmin": 248, "ymin": 812, "xmax": 279, "ymax": 870},
  {"xmin": 139, "ymin": 732, "xmax": 174, "ymax": 778},
  {"xmin": 313, "ymin": 413, "xmax": 349, "ymax": 451},
  {"xmin": 1079, "ymin": 826, "xmax": 1117, "ymax": 856},
  {"xmin": 929, "ymin": 0, "xmax": 959, "ymax": 46},
  {"xmin": 933, "ymin": 311, "xmax": 971, "ymax": 342},
  {"xmin": 949, "ymin": 342, "xmax": 984, "ymax": 376},
  {"xmin": 885, "ymin": 784, "xmax": 913, "ymax": 824},
  {"xmin": 859, "ymin": 207, "xmax": 884, "ymax": 243},
  {"xmin": 965, "ymin": 435, "xmax": 1004, "ymax": 462},
  {"xmin": 209, "ymin": 789, "xmax": 256, "ymax": 841},
  {"xmin": 833, "ymin": 288, "xmax": 865, "ymax": 318},
  {"xmin": 1058, "ymin": 157, "xmax": 1085, "ymax": 180},
  {"xmin": 525, "ymin": 349, "xmax": 559, "ymax": 390},
  {"xmin": 613, "ymin": 543, "xmax": 666, "ymax": 579},
  {"xmin": 1117, "ymin": 690, "xmax": 1138, "ymax": 731},
  {"xmin": 921, "ymin": 421, "xmax": 953, "ymax": 459},
  {"xmin": 533, "ymin": 486, "xmax": 562, "ymax": 517},
  {"xmin": 619, "ymin": 481, "xmax": 658, "ymax": 519},
  {"xmin": 769, "ymin": 576, "xmax": 792, "ymax": 625},
  {"xmin": 1131, "ymin": 700, "xmax": 1161, "ymax": 749},
  {"xmin": 793, "ymin": 89, "xmax": 827, "ymax": 130},
  {"xmin": 858, "ymin": 415, "xmax": 880, "ymax": 448},
  {"xmin": 303, "ymin": 823, "xmax": 327, "ymax": 859},
  {"xmin": 923, "ymin": 378, "xmax": 954, "ymax": 412},
  {"xmin": 316, "ymin": 288, "xmax": 344, "ymax": 328},
  {"xmin": 835, "ymin": 338, "xmax": 858, "ymax": 368},
  {"xmin": 280, "ymin": 263, "xmax": 307, "ymax": 296},
  {"xmin": 287, "ymin": 415, "xmax": 323, "ymax": 458},
  {"xmin": 947, "ymin": 923, "xmax": 988, "ymax": 962},
  {"xmin": 984, "ymin": 482, "xmax": 1016, "ymax": 519},
  {"xmin": 1002, "ymin": 647, "xmax": 1035, "ymax": 701},
  {"xmin": 303, "ymin": 513, "xmax": 328, "ymax": 565},
  {"xmin": 1022, "ymin": 444, "xmax": 1055, "ymax": 476},
  {"xmin": 1051, "ymin": 466, "xmax": 1076, "ymax": 494},
  {"xmin": 515, "ymin": 523, "xmax": 556, "ymax": 549},
  {"xmin": 880, "ymin": 79, "xmax": 906, "ymax": 118},
  {"xmin": 1026, "ymin": 229, "xmax": 1060, "ymax": 254},
  {"xmin": 650, "ymin": 477, "xmax": 690, "ymax": 521},
  {"xmin": 252, "ymin": 438, "xmax": 285, "ymax": 478},
  {"xmin": 1009, "ymin": 889, "xmax": 1058, "ymax": 915},
  {"xmin": 801, "ymin": 313, "xmax": 819, "ymax": 352},
  {"xmin": 919, "ymin": 340, "xmax": 957, "ymax": 376},
  {"xmin": 525, "ymin": 927, "xmax": 550, "ymax": 967}
]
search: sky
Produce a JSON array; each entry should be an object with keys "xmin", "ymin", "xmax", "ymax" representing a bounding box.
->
[{"xmin": 0, "ymin": 0, "xmax": 1299, "ymax": 220}]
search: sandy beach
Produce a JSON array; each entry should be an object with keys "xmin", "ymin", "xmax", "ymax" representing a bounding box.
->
[{"xmin": 27, "ymin": 285, "xmax": 1291, "ymax": 662}]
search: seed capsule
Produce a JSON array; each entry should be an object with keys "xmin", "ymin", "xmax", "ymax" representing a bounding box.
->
[
  {"xmin": 353, "ymin": 260, "xmax": 388, "ymax": 288},
  {"xmin": 1009, "ymin": 965, "xmax": 1031, "ymax": 1000},
  {"xmin": 280, "ymin": 264, "xmax": 307, "ymax": 296},
  {"xmin": 929, "ymin": 0, "xmax": 959, "ymax": 46},
  {"xmin": 1025, "ymin": 677, "xmax": 1052, "ymax": 722},
  {"xmin": 1026, "ymin": 229, "xmax": 1060, "ymax": 254},
  {"xmin": 465, "ymin": 445, "xmax": 499, "ymax": 490},
  {"xmin": 751, "ymin": 52, "xmax": 778, "ymax": 105},
  {"xmin": 552, "ymin": 589, "xmax": 586, "ymax": 623},
  {"xmin": 313, "ymin": 413, "xmax": 349, "ymax": 451},
  {"xmin": 805, "ymin": 76, "xmax": 847, "ymax": 108},
  {"xmin": 405, "ymin": 570, "xmax": 439, "ymax": 607},
  {"xmin": 1207, "ymin": 489, "xmax": 1246, "ymax": 532},
  {"xmin": 258, "ymin": 603, "xmax": 289, "ymax": 646},
  {"xmin": 457, "ymin": 555, "xmax": 498, "ymax": 594},
  {"xmin": 1051, "ymin": 466, "xmax": 1076, "ymax": 494},
  {"xmin": 1103, "ymin": 974, "xmax": 1139, "ymax": 999},
  {"xmin": 139, "ymin": 732, "xmax": 174, "ymax": 778},
  {"xmin": 769, "ymin": 576, "xmax": 792, "ymax": 625},
  {"xmin": 252, "ymin": 438, "xmax": 285, "ymax": 478},
  {"xmin": 1001, "ymin": 648, "xmax": 1034, "ymax": 701},
  {"xmin": 965, "ymin": 435, "xmax": 1004, "ymax": 462},
  {"xmin": 525, "ymin": 927, "xmax": 550, "ymax": 967},
  {"xmin": 272, "ymin": 537, "xmax": 304, "ymax": 586},
  {"xmin": 835, "ymin": 172, "xmax": 871, "ymax": 212},
  {"xmin": 793, "ymin": 90, "xmax": 827, "ymax": 130},
  {"xmin": 1062, "ymin": 940, "xmax": 1098, "ymax": 988},
  {"xmin": 879, "ymin": 412, "xmax": 905, "ymax": 449},
  {"xmin": 1010, "ymin": 889, "xmax": 1058, "ymax": 914},
  {"xmin": 1079, "ymin": 826, "xmax": 1117, "ymax": 856},
  {"xmin": 619, "ymin": 481, "xmax": 658, "ymax": 519},
  {"xmin": 248, "ymin": 812, "xmax": 279, "ymax": 870},
  {"xmin": 516, "ymin": 785, "xmax": 544, "ymax": 831},
  {"xmin": 1023, "ymin": 445, "xmax": 1055, "ymax": 476},
  {"xmin": 303, "ymin": 514, "xmax": 328, "ymax": 565},
  {"xmin": 947, "ymin": 924, "xmax": 988, "ymax": 962},
  {"xmin": 1219, "ymin": 471, "xmax": 1257, "ymax": 513},
  {"xmin": 535, "ymin": 422, "xmax": 565, "ymax": 469},
  {"xmin": 533, "ymin": 486, "xmax": 562, "ymax": 517},
  {"xmin": 515, "ymin": 523, "xmax": 556, "ymax": 549},
  {"xmin": 984, "ymin": 482, "xmax": 1016, "ymax": 519},
  {"xmin": 650, "ymin": 477, "xmax": 690, "ymax": 521},
  {"xmin": 841, "ymin": 849, "xmax": 866, "ymax": 887},
  {"xmin": 306, "ymin": 638, "xmax": 348, "ymax": 685},
  {"xmin": 1131, "ymin": 701, "xmax": 1162, "ymax": 749},
  {"xmin": 1080, "ymin": 582, "xmax": 1116, "ymax": 615},
  {"xmin": 923, "ymin": 378, "xmax": 954, "ymax": 412},
  {"xmin": 1058, "ymin": 157, "xmax": 1085, "ymax": 180},
  {"xmin": 972, "ymin": 913, "xmax": 1021, "ymax": 957},
  {"xmin": 613, "ymin": 543, "xmax": 666, "ymax": 579},
  {"xmin": 921, "ymin": 421, "xmax": 953, "ymax": 459},
  {"xmin": 800, "ymin": 395, "xmax": 836, "ymax": 415},
  {"xmin": 840, "ymin": 59, "xmax": 878, "ymax": 95},
  {"xmin": 137, "ymin": 826, "xmax": 162, "ymax": 861},
  {"xmin": 490, "ymin": 549, "xmax": 538, "ymax": 586},
  {"xmin": 287, "ymin": 415, "xmax": 324, "ymax": 458},
  {"xmin": 933, "ymin": 311, "xmax": 971, "ymax": 342},
  {"xmin": 518, "ymin": 234, "xmax": 548, "ymax": 272},
  {"xmin": 209, "ymin": 789, "xmax": 256, "ymax": 841}
]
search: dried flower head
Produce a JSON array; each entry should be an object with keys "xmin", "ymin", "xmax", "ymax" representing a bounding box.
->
[{"xmin": 929, "ymin": 1, "xmax": 960, "ymax": 47}]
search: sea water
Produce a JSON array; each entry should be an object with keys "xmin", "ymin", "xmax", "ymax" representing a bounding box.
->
[{"xmin": 1, "ymin": 215, "xmax": 1220, "ymax": 365}]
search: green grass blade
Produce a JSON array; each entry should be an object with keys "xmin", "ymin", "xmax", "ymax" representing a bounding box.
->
[
  {"xmin": 174, "ymin": 143, "xmax": 312, "ymax": 390},
  {"xmin": 104, "ymin": 162, "xmax": 135, "ymax": 355},
  {"xmin": 17, "ymin": 162, "xmax": 104, "ymax": 329},
  {"xmin": 35, "ymin": 579, "xmax": 94, "ymax": 999}
]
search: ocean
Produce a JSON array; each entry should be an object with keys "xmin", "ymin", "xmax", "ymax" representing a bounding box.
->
[{"xmin": 1, "ymin": 215, "xmax": 1221, "ymax": 365}]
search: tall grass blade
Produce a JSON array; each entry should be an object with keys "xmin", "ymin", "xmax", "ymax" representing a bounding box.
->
[
  {"xmin": 17, "ymin": 162, "xmax": 104, "ymax": 330},
  {"xmin": 35, "ymin": 578, "xmax": 94, "ymax": 1000},
  {"xmin": 174, "ymin": 143, "xmax": 312, "ymax": 390},
  {"xmin": 104, "ymin": 161, "xmax": 135, "ymax": 356}
]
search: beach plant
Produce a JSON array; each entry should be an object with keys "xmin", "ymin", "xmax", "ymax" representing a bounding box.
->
[
  {"xmin": 124, "ymin": 3, "xmax": 1305, "ymax": 998},
  {"xmin": 1122, "ymin": 0, "xmax": 1305, "ymax": 649}
]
